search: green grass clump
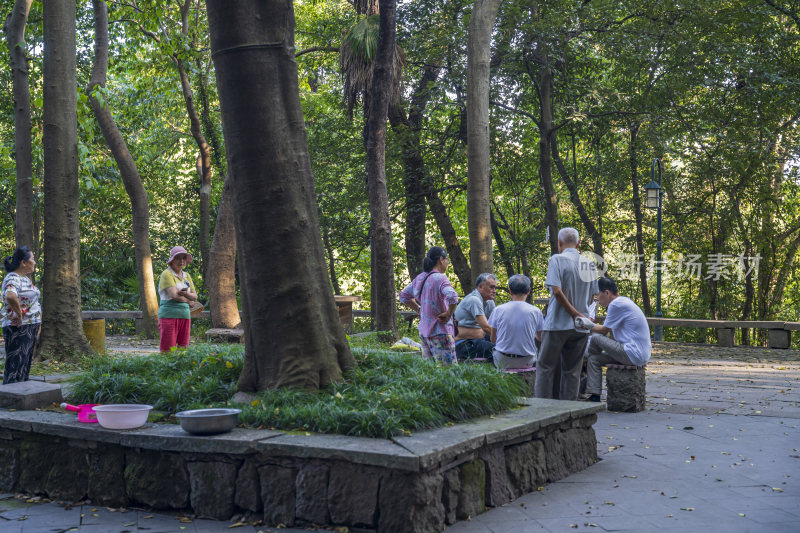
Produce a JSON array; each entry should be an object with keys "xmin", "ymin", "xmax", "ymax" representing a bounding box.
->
[
  {"xmin": 67, "ymin": 344, "xmax": 243, "ymax": 412},
  {"xmin": 67, "ymin": 343, "xmax": 527, "ymax": 438}
]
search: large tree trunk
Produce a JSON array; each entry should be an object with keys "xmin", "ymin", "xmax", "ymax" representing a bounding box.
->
[
  {"xmin": 87, "ymin": 0, "xmax": 159, "ymax": 338},
  {"xmin": 4, "ymin": 0, "xmax": 35, "ymax": 255},
  {"xmin": 207, "ymin": 173, "xmax": 240, "ymax": 329},
  {"xmin": 38, "ymin": 0, "xmax": 92, "ymax": 358},
  {"xmin": 365, "ymin": 0, "xmax": 397, "ymax": 338},
  {"xmin": 176, "ymin": 0, "xmax": 212, "ymax": 282},
  {"xmin": 629, "ymin": 123, "xmax": 652, "ymax": 315},
  {"xmin": 466, "ymin": 0, "xmax": 502, "ymax": 275},
  {"xmin": 206, "ymin": 0, "xmax": 354, "ymax": 391}
]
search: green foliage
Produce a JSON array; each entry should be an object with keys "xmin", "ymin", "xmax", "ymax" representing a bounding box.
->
[{"xmin": 66, "ymin": 342, "xmax": 527, "ymax": 438}]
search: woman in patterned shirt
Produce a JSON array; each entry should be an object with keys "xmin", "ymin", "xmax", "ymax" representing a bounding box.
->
[
  {"xmin": 1, "ymin": 246, "xmax": 41, "ymax": 384},
  {"xmin": 399, "ymin": 247, "xmax": 460, "ymax": 365}
]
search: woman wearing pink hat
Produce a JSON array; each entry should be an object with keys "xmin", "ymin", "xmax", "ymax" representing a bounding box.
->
[{"xmin": 157, "ymin": 246, "xmax": 199, "ymax": 353}]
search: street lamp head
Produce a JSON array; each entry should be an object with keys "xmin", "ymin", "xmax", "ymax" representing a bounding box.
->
[{"xmin": 644, "ymin": 180, "xmax": 661, "ymax": 209}]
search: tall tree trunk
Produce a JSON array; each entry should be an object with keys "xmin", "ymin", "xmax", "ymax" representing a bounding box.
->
[
  {"xmin": 5, "ymin": 0, "xmax": 35, "ymax": 255},
  {"xmin": 207, "ymin": 0, "xmax": 354, "ymax": 390},
  {"xmin": 207, "ymin": 173, "xmax": 240, "ymax": 328},
  {"xmin": 365, "ymin": 0, "xmax": 397, "ymax": 338},
  {"xmin": 388, "ymin": 64, "xmax": 442, "ymax": 280},
  {"xmin": 87, "ymin": 0, "xmax": 159, "ymax": 338},
  {"xmin": 38, "ymin": 0, "xmax": 92, "ymax": 358},
  {"xmin": 551, "ymin": 134, "xmax": 603, "ymax": 256},
  {"xmin": 537, "ymin": 61, "xmax": 558, "ymax": 255},
  {"xmin": 322, "ymin": 227, "xmax": 342, "ymax": 295},
  {"xmin": 490, "ymin": 209, "xmax": 514, "ymax": 279},
  {"xmin": 629, "ymin": 123, "xmax": 652, "ymax": 315},
  {"xmin": 176, "ymin": 0, "xmax": 212, "ymax": 281},
  {"xmin": 466, "ymin": 0, "xmax": 502, "ymax": 275},
  {"xmin": 423, "ymin": 183, "xmax": 472, "ymax": 291}
]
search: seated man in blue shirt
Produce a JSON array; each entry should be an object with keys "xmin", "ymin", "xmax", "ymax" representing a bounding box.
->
[
  {"xmin": 454, "ymin": 273, "xmax": 497, "ymax": 360},
  {"xmin": 575, "ymin": 276, "xmax": 652, "ymax": 402}
]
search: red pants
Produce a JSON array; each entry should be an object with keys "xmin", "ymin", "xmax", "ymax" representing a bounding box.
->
[{"xmin": 158, "ymin": 318, "xmax": 191, "ymax": 352}]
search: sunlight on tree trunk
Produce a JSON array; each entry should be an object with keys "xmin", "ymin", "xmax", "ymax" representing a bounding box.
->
[
  {"xmin": 467, "ymin": 0, "xmax": 502, "ymax": 276},
  {"xmin": 87, "ymin": 0, "xmax": 159, "ymax": 338}
]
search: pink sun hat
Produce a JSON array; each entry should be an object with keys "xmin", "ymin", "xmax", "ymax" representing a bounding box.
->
[{"xmin": 167, "ymin": 246, "xmax": 193, "ymax": 265}]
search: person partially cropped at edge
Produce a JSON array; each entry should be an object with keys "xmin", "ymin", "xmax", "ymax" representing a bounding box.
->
[
  {"xmin": 1, "ymin": 246, "xmax": 41, "ymax": 384},
  {"xmin": 576, "ymin": 276, "xmax": 652, "ymax": 402},
  {"xmin": 488, "ymin": 275, "xmax": 544, "ymax": 370},
  {"xmin": 398, "ymin": 247, "xmax": 460, "ymax": 365},
  {"xmin": 158, "ymin": 246, "xmax": 199, "ymax": 353},
  {"xmin": 454, "ymin": 273, "xmax": 497, "ymax": 360},
  {"xmin": 535, "ymin": 227, "xmax": 598, "ymax": 400}
]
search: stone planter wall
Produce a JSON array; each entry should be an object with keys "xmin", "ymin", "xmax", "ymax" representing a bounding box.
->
[{"xmin": 0, "ymin": 400, "xmax": 602, "ymax": 533}]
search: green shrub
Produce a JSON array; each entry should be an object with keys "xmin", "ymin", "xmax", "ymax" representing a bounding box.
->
[{"xmin": 68, "ymin": 343, "xmax": 526, "ymax": 438}]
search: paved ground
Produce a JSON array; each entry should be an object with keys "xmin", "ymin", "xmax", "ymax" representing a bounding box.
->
[{"xmin": 1, "ymin": 342, "xmax": 798, "ymax": 532}]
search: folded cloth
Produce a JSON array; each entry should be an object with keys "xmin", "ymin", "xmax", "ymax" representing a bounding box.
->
[{"xmin": 574, "ymin": 316, "xmax": 594, "ymax": 330}]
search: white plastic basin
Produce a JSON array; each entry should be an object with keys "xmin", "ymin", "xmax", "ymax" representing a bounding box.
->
[{"xmin": 93, "ymin": 404, "xmax": 153, "ymax": 429}]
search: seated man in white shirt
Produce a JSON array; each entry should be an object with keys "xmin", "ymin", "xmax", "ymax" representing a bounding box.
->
[
  {"xmin": 488, "ymin": 275, "xmax": 544, "ymax": 370},
  {"xmin": 575, "ymin": 276, "xmax": 652, "ymax": 402}
]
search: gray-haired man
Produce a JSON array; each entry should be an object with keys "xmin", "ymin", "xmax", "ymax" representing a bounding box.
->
[
  {"xmin": 534, "ymin": 228, "xmax": 598, "ymax": 400},
  {"xmin": 488, "ymin": 275, "xmax": 544, "ymax": 370},
  {"xmin": 454, "ymin": 273, "xmax": 497, "ymax": 360}
]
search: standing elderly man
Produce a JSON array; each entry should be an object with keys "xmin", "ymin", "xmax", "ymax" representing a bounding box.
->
[
  {"xmin": 576, "ymin": 276, "xmax": 652, "ymax": 402},
  {"xmin": 535, "ymin": 227, "xmax": 598, "ymax": 400},
  {"xmin": 454, "ymin": 273, "xmax": 497, "ymax": 360},
  {"xmin": 488, "ymin": 275, "xmax": 544, "ymax": 370}
]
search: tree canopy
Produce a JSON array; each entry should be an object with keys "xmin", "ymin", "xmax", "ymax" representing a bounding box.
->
[{"xmin": 0, "ymin": 0, "xmax": 797, "ymax": 349}]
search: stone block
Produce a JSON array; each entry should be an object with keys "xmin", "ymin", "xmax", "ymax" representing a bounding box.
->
[
  {"xmin": 606, "ymin": 366, "xmax": 646, "ymax": 412},
  {"xmin": 543, "ymin": 427, "xmax": 597, "ymax": 483},
  {"xmin": 767, "ymin": 329, "xmax": 791, "ymax": 349},
  {"xmin": 478, "ymin": 445, "xmax": 512, "ymax": 507},
  {"xmin": 295, "ymin": 464, "xmax": 329, "ymax": 525},
  {"xmin": 44, "ymin": 445, "xmax": 90, "ymax": 501},
  {"xmin": 456, "ymin": 459, "xmax": 485, "ymax": 519},
  {"xmin": 327, "ymin": 463, "xmax": 380, "ymax": 527},
  {"xmin": 88, "ymin": 446, "xmax": 127, "ymax": 507},
  {"xmin": 378, "ymin": 471, "xmax": 444, "ymax": 533},
  {"xmin": 441, "ymin": 468, "xmax": 460, "ymax": 525},
  {"xmin": 505, "ymin": 440, "xmax": 546, "ymax": 498},
  {"xmin": 234, "ymin": 460, "xmax": 262, "ymax": 513},
  {"xmin": 0, "ymin": 444, "xmax": 19, "ymax": 492},
  {"xmin": 206, "ymin": 328, "xmax": 244, "ymax": 343},
  {"xmin": 0, "ymin": 381, "xmax": 62, "ymax": 410},
  {"xmin": 188, "ymin": 461, "xmax": 237, "ymax": 519},
  {"xmin": 716, "ymin": 327, "xmax": 735, "ymax": 347},
  {"xmin": 124, "ymin": 449, "xmax": 189, "ymax": 509},
  {"xmin": 259, "ymin": 464, "xmax": 296, "ymax": 527}
]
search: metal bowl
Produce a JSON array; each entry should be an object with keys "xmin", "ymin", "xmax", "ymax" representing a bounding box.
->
[{"xmin": 175, "ymin": 408, "xmax": 241, "ymax": 435}]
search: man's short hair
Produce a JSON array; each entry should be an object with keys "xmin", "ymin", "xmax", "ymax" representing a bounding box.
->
[
  {"xmin": 508, "ymin": 274, "xmax": 531, "ymax": 295},
  {"xmin": 475, "ymin": 273, "xmax": 498, "ymax": 287},
  {"xmin": 558, "ymin": 227, "xmax": 579, "ymax": 245},
  {"xmin": 598, "ymin": 276, "xmax": 619, "ymax": 294}
]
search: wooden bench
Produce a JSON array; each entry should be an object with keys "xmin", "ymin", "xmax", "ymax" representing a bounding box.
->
[
  {"xmin": 644, "ymin": 318, "xmax": 796, "ymax": 349},
  {"xmin": 603, "ymin": 363, "xmax": 646, "ymax": 413}
]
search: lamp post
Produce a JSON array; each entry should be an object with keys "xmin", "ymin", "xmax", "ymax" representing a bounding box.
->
[{"xmin": 644, "ymin": 158, "xmax": 663, "ymax": 341}]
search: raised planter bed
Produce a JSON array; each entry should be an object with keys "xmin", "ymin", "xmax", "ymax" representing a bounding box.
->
[{"xmin": 0, "ymin": 399, "xmax": 602, "ymax": 532}]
